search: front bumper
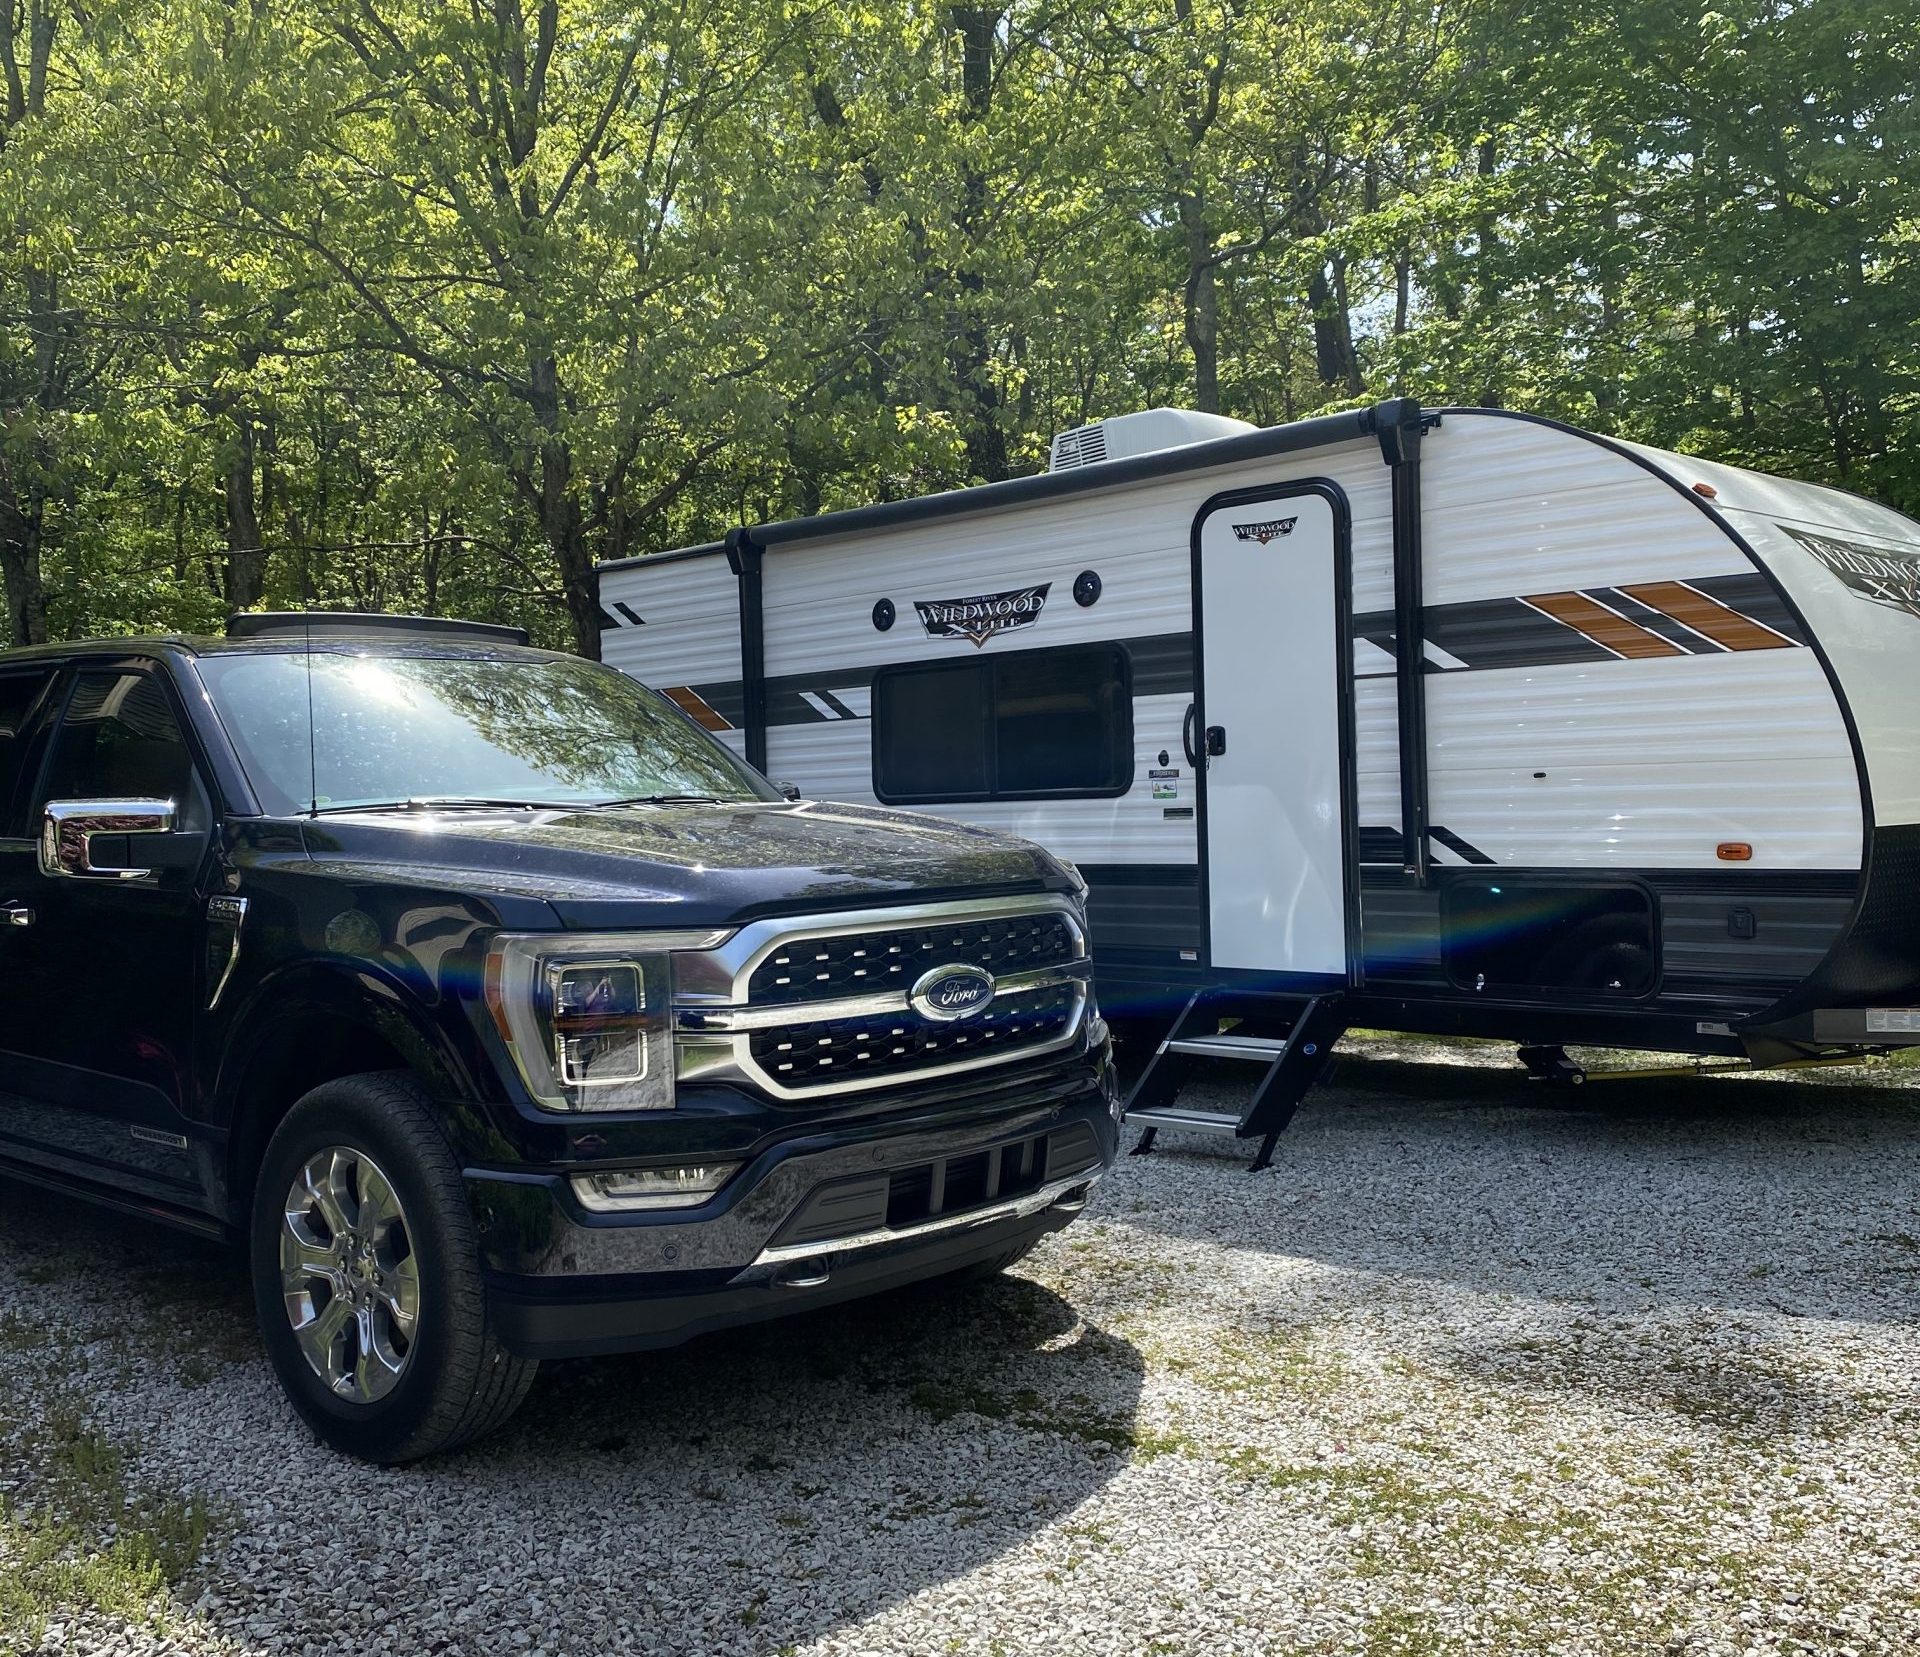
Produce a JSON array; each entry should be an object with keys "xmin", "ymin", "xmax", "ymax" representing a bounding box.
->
[{"xmin": 467, "ymin": 1058, "xmax": 1119, "ymax": 1359}]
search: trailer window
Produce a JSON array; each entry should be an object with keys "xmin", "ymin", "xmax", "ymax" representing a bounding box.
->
[{"xmin": 872, "ymin": 644, "xmax": 1133, "ymax": 803}]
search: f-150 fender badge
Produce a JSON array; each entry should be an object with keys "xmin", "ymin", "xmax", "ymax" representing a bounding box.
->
[
  {"xmin": 913, "ymin": 584, "xmax": 1050, "ymax": 647},
  {"xmin": 1232, "ymin": 517, "xmax": 1297, "ymax": 544}
]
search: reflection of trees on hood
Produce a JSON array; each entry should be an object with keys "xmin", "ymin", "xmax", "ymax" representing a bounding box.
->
[{"xmin": 466, "ymin": 803, "xmax": 1050, "ymax": 884}]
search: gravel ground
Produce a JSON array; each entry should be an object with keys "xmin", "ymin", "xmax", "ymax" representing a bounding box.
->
[{"xmin": 2, "ymin": 1039, "xmax": 1918, "ymax": 1657}]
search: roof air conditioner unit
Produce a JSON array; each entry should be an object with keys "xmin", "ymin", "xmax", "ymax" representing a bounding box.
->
[{"xmin": 1048, "ymin": 408, "xmax": 1259, "ymax": 473}]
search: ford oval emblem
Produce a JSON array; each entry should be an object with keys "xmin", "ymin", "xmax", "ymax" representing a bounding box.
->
[{"xmin": 910, "ymin": 963, "xmax": 996, "ymax": 1023}]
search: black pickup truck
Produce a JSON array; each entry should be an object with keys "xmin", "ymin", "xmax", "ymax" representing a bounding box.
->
[{"xmin": 0, "ymin": 614, "xmax": 1117, "ymax": 1460}]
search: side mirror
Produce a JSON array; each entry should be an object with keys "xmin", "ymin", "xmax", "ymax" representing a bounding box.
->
[
  {"xmin": 40, "ymin": 799, "xmax": 177, "ymax": 880},
  {"xmin": 778, "ymin": 782, "xmax": 803, "ymax": 802}
]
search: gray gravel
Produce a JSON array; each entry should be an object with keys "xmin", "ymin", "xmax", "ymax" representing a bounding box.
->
[{"xmin": 2, "ymin": 1040, "xmax": 1918, "ymax": 1656}]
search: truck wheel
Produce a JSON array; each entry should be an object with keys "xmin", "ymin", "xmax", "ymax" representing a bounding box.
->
[{"xmin": 250, "ymin": 1071, "xmax": 537, "ymax": 1463}]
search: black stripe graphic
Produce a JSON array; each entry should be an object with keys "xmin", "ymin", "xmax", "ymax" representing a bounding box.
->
[
  {"xmin": 684, "ymin": 680, "xmax": 747, "ymax": 726},
  {"xmin": 1358, "ymin": 825, "xmax": 1408, "ymax": 863},
  {"xmin": 1357, "ymin": 599, "xmax": 1621, "ymax": 671},
  {"xmin": 1686, "ymin": 573, "xmax": 1806, "ymax": 642},
  {"xmin": 1429, "ymin": 825, "xmax": 1497, "ymax": 866},
  {"xmin": 1358, "ymin": 825, "xmax": 1495, "ymax": 865},
  {"xmin": 668, "ymin": 579, "xmax": 1804, "ymax": 729}
]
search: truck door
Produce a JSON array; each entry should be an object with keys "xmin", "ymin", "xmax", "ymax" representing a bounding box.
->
[
  {"xmin": 1193, "ymin": 482, "xmax": 1358, "ymax": 984},
  {"xmin": 0, "ymin": 667, "xmax": 214, "ymax": 1205}
]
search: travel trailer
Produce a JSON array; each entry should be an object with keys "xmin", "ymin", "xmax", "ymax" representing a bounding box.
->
[{"xmin": 598, "ymin": 400, "xmax": 1920, "ymax": 1162}]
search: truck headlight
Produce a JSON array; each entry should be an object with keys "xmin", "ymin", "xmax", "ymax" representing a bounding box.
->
[{"xmin": 485, "ymin": 931, "xmax": 729, "ymax": 1112}]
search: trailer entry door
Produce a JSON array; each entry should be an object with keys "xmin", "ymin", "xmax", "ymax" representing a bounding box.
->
[{"xmin": 1193, "ymin": 482, "xmax": 1357, "ymax": 983}]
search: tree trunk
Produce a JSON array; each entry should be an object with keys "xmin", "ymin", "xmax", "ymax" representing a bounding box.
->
[
  {"xmin": 949, "ymin": 6, "xmax": 1008, "ymax": 481},
  {"xmin": 0, "ymin": 490, "xmax": 48, "ymax": 646},
  {"xmin": 1307, "ymin": 261, "xmax": 1356, "ymax": 391},
  {"xmin": 1329, "ymin": 254, "xmax": 1363, "ymax": 395},
  {"xmin": 529, "ymin": 353, "xmax": 598, "ymax": 657},
  {"xmin": 2, "ymin": 8, "xmax": 60, "ymax": 643},
  {"xmin": 1474, "ymin": 135, "xmax": 1502, "ymax": 407},
  {"xmin": 1180, "ymin": 193, "xmax": 1220, "ymax": 413},
  {"xmin": 223, "ymin": 408, "xmax": 267, "ymax": 609}
]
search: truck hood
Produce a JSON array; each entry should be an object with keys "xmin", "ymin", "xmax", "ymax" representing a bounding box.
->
[{"xmin": 291, "ymin": 798, "xmax": 1071, "ymax": 929}]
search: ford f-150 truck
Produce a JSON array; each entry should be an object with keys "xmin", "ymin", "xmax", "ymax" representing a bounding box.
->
[{"xmin": 0, "ymin": 613, "xmax": 1118, "ymax": 1460}]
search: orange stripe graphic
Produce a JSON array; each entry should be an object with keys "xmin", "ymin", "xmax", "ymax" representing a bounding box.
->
[
  {"xmin": 1519, "ymin": 591, "xmax": 1686, "ymax": 658},
  {"xmin": 1618, "ymin": 582, "xmax": 1795, "ymax": 651},
  {"xmin": 660, "ymin": 685, "xmax": 733, "ymax": 731}
]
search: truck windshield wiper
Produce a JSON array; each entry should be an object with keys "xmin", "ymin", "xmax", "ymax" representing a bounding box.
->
[
  {"xmin": 310, "ymin": 796, "xmax": 574, "ymax": 815},
  {"xmin": 589, "ymin": 793, "xmax": 732, "ymax": 808}
]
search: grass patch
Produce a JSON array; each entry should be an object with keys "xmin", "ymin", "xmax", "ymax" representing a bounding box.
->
[{"xmin": 0, "ymin": 1399, "xmax": 213, "ymax": 1649}]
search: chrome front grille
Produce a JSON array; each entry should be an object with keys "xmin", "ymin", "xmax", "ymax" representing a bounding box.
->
[
  {"xmin": 747, "ymin": 912, "xmax": 1080, "ymax": 1006},
  {"xmin": 749, "ymin": 980, "xmax": 1081, "ymax": 1086},
  {"xmin": 675, "ymin": 896, "xmax": 1091, "ymax": 1101}
]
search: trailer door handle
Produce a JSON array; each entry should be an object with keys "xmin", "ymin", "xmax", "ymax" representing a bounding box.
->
[
  {"xmin": 1205, "ymin": 726, "xmax": 1227, "ymax": 757},
  {"xmin": 1, "ymin": 901, "xmax": 32, "ymax": 928}
]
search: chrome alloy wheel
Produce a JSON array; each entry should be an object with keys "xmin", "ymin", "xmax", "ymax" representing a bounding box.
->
[{"xmin": 279, "ymin": 1147, "xmax": 422, "ymax": 1403}]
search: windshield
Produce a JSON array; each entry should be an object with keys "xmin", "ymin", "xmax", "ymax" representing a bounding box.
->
[{"xmin": 196, "ymin": 649, "xmax": 775, "ymax": 815}]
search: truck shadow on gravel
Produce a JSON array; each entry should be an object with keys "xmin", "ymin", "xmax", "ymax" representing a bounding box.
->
[{"xmin": 0, "ymin": 1183, "xmax": 1144, "ymax": 1656}]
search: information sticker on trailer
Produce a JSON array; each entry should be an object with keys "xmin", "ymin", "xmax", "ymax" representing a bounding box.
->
[
  {"xmin": 1149, "ymin": 767, "xmax": 1179, "ymax": 801},
  {"xmin": 1867, "ymin": 1009, "xmax": 1920, "ymax": 1034}
]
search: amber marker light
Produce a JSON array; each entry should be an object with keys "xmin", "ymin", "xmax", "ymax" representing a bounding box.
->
[{"xmin": 1717, "ymin": 842, "xmax": 1753, "ymax": 862}]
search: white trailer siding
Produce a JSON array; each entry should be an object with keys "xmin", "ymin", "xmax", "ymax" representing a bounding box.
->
[
  {"xmin": 1411, "ymin": 418, "xmax": 1861, "ymax": 871},
  {"xmin": 753, "ymin": 436, "xmax": 1378, "ymax": 866},
  {"xmin": 1621, "ymin": 440, "xmax": 1920, "ymax": 830},
  {"xmin": 606, "ymin": 412, "xmax": 1863, "ymax": 877},
  {"xmin": 600, "ymin": 547, "xmax": 747, "ymax": 760}
]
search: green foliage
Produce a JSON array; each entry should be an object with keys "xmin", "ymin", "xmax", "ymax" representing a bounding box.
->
[{"xmin": 2, "ymin": 0, "xmax": 1915, "ymax": 653}]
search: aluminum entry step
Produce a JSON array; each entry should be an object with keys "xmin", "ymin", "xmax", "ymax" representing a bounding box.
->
[
  {"xmin": 1164, "ymin": 1034, "xmax": 1291, "ymax": 1061},
  {"xmin": 1122, "ymin": 1104, "xmax": 1243, "ymax": 1134}
]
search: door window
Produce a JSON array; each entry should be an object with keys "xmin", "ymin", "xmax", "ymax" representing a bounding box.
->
[
  {"xmin": 41, "ymin": 674, "xmax": 196, "ymax": 806},
  {"xmin": 0, "ymin": 671, "xmax": 54, "ymax": 834}
]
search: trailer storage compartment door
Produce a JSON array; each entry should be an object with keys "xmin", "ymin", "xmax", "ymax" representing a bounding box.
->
[{"xmin": 1194, "ymin": 483, "xmax": 1357, "ymax": 982}]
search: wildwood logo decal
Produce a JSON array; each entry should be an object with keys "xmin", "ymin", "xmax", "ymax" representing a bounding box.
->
[
  {"xmin": 913, "ymin": 583, "xmax": 1051, "ymax": 647},
  {"xmin": 1782, "ymin": 525, "xmax": 1920, "ymax": 621},
  {"xmin": 1232, "ymin": 517, "xmax": 1297, "ymax": 545}
]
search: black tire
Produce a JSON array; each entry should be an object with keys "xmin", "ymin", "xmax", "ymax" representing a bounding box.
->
[{"xmin": 250, "ymin": 1071, "xmax": 537, "ymax": 1463}]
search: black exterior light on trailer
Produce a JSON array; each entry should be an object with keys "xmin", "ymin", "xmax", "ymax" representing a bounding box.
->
[{"xmin": 1074, "ymin": 570, "xmax": 1102, "ymax": 607}]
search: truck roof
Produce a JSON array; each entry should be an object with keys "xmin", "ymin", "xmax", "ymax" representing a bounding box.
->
[{"xmin": 0, "ymin": 631, "xmax": 572, "ymax": 667}]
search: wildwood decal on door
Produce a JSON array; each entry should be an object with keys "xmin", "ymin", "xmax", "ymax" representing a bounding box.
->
[{"xmin": 1230, "ymin": 517, "xmax": 1297, "ymax": 544}]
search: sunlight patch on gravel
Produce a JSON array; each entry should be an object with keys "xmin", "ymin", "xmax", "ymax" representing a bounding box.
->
[{"xmin": 1, "ymin": 1040, "xmax": 1916, "ymax": 1656}]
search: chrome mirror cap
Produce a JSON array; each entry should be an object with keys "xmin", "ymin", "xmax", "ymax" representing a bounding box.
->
[{"xmin": 39, "ymin": 799, "xmax": 177, "ymax": 880}]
